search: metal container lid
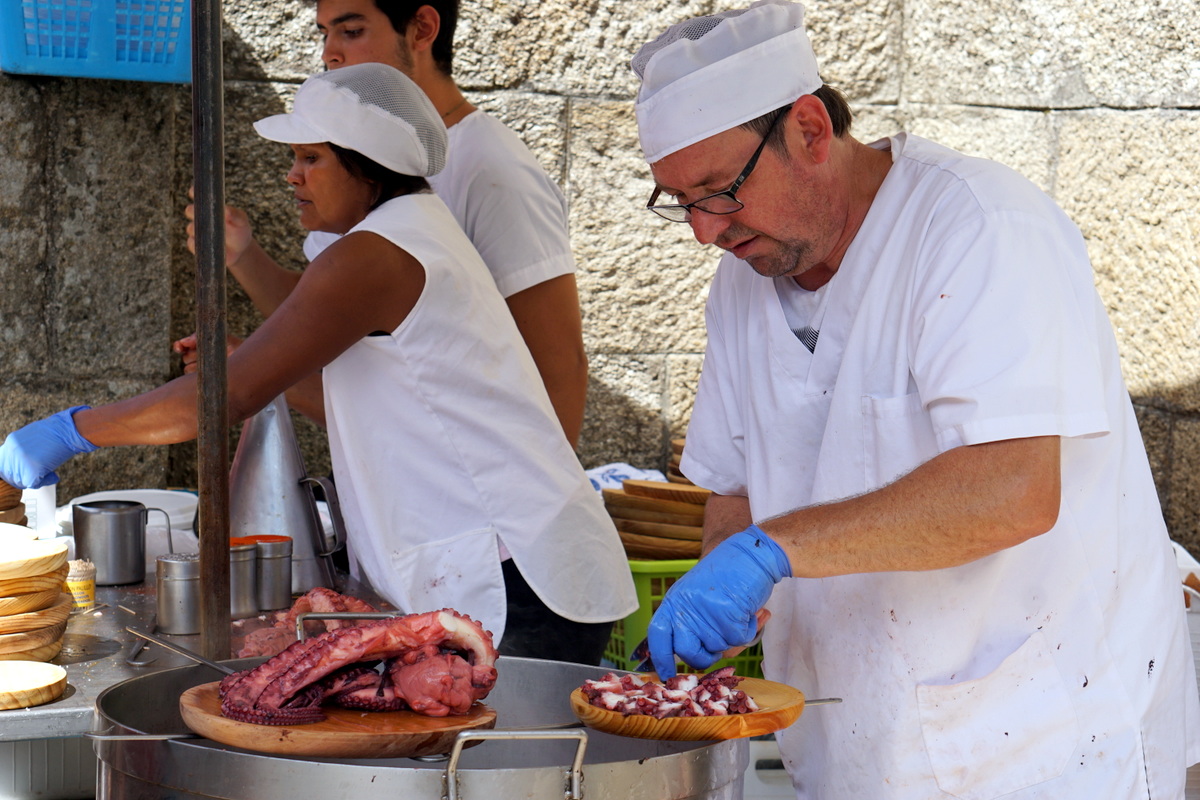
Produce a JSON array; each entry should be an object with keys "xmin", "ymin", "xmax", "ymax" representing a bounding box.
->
[
  {"xmin": 156, "ymin": 552, "xmax": 200, "ymax": 579},
  {"xmin": 245, "ymin": 534, "xmax": 292, "ymax": 558},
  {"xmin": 228, "ymin": 537, "xmax": 258, "ymax": 561}
]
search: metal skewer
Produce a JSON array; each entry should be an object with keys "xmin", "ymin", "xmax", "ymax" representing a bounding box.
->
[{"xmin": 125, "ymin": 626, "xmax": 236, "ymax": 675}]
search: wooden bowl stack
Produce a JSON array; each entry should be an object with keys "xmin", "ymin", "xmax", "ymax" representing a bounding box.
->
[
  {"xmin": 605, "ymin": 478, "xmax": 713, "ymax": 560},
  {"xmin": 0, "ymin": 479, "xmax": 26, "ymax": 526},
  {"xmin": 0, "ymin": 525, "xmax": 71, "ymax": 664}
]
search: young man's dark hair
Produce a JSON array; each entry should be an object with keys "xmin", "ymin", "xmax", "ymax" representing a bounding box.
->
[{"xmin": 375, "ymin": 0, "xmax": 458, "ymax": 75}]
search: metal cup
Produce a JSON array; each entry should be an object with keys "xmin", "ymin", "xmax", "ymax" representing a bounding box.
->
[
  {"xmin": 156, "ymin": 553, "xmax": 200, "ymax": 634},
  {"xmin": 73, "ymin": 500, "xmax": 173, "ymax": 586}
]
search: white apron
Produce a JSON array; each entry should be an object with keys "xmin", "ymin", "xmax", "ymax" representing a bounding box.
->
[
  {"xmin": 322, "ymin": 194, "xmax": 636, "ymax": 644},
  {"xmin": 681, "ymin": 134, "xmax": 1199, "ymax": 798}
]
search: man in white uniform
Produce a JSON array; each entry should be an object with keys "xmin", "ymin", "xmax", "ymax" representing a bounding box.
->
[{"xmin": 634, "ymin": 1, "xmax": 1200, "ymax": 796}]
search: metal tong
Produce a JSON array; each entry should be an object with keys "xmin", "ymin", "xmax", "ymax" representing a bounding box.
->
[
  {"xmin": 124, "ymin": 626, "xmax": 236, "ymax": 676},
  {"xmin": 117, "ymin": 606, "xmax": 157, "ymax": 666}
]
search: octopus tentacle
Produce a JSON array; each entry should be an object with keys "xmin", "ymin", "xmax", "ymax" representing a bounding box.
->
[{"xmin": 219, "ymin": 609, "xmax": 498, "ymax": 725}]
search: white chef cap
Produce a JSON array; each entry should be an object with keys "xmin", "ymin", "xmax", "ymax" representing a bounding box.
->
[
  {"xmin": 254, "ymin": 63, "xmax": 448, "ymax": 177},
  {"xmin": 631, "ymin": 0, "xmax": 822, "ymax": 164}
]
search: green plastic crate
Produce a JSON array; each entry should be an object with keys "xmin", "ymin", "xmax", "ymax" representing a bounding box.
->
[{"xmin": 605, "ymin": 557, "xmax": 764, "ymax": 678}]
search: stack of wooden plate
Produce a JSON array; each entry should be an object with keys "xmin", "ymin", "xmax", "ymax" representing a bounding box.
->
[
  {"xmin": 0, "ymin": 536, "xmax": 71, "ymax": 664},
  {"xmin": 666, "ymin": 438, "xmax": 692, "ymax": 485},
  {"xmin": 606, "ymin": 478, "xmax": 713, "ymax": 559},
  {"xmin": 0, "ymin": 479, "xmax": 26, "ymax": 526}
]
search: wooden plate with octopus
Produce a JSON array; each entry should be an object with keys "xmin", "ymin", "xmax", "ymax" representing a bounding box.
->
[
  {"xmin": 570, "ymin": 677, "xmax": 805, "ymax": 741},
  {"xmin": 180, "ymin": 683, "xmax": 496, "ymax": 758}
]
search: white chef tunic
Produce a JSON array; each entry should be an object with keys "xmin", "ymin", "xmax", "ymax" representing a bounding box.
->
[
  {"xmin": 681, "ymin": 133, "xmax": 1200, "ymax": 799},
  {"xmin": 305, "ymin": 109, "xmax": 576, "ymax": 298},
  {"xmin": 321, "ymin": 193, "xmax": 636, "ymax": 644}
]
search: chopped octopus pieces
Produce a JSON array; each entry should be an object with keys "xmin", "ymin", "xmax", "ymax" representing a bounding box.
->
[{"xmin": 578, "ymin": 666, "xmax": 759, "ymax": 718}]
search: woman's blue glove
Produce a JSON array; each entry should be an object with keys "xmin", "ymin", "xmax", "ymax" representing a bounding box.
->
[
  {"xmin": 0, "ymin": 406, "xmax": 97, "ymax": 489},
  {"xmin": 647, "ymin": 524, "xmax": 790, "ymax": 678}
]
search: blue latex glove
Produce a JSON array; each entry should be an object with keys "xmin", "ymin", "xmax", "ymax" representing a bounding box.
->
[
  {"xmin": 647, "ymin": 524, "xmax": 790, "ymax": 678},
  {"xmin": 0, "ymin": 406, "xmax": 98, "ymax": 489}
]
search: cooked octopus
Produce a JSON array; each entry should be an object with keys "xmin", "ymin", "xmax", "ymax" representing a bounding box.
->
[
  {"xmin": 219, "ymin": 609, "xmax": 499, "ymax": 725},
  {"xmin": 235, "ymin": 587, "xmax": 380, "ymax": 659},
  {"xmin": 580, "ymin": 666, "xmax": 758, "ymax": 718}
]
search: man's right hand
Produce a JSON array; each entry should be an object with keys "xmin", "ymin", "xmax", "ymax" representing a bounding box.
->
[
  {"xmin": 185, "ymin": 186, "xmax": 256, "ymax": 268},
  {"xmin": 172, "ymin": 334, "xmax": 244, "ymax": 375}
]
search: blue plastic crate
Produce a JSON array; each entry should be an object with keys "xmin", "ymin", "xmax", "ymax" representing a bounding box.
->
[{"xmin": 0, "ymin": 0, "xmax": 191, "ymax": 83}]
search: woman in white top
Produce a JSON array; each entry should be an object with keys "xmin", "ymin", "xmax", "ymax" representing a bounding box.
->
[{"xmin": 0, "ymin": 63, "xmax": 636, "ymax": 663}]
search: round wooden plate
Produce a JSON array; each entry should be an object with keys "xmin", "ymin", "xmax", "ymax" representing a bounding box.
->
[
  {"xmin": 0, "ymin": 594, "xmax": 71, "ymax": 634},
  {"xmin": 602, "ymin": 489, "xmax": 707, "ymax": 518},
  {"xmin": 0, "ymin": 539, "xmax": 68, "ymax": 581},
  {"xmin": 0, "ymin": 564, "xmax": 69, "ymax": 597},
  {"xmin": 0, "ymin": 640, "xmax": 63, "ymax": 663},
  {"xmin": 570, "ymin": 677, "xmax": 805, "ymax": 741},
  {"xmin": 0, "ymin": 588, "xmax": 60, "ymax": 617},
  {"xmin": 180, "ymin": 682, "xmax": 498, "ymax": 758},
  {"xmin": 0, "ymin": 504, "xmax": 27, "ymax": 525},
  {"xmin": 0, "ymin": 480, "xmax": 21, "ymax": 510},
  {"xmin": 0, "ymin": 661, "xmax": 67, "ymax": 710},
  {"xmin": 622, "ymin": 479, "xmax": 712, "ymax": 506},
  {"xmin": 614, "ymin": 518, "xmax": 704, "ymax": 542},
  {"xmin": 0, "ymin": 621, "xmax": 66, "ymax": 655},
  {"xmin": 618, "ymin": 531, "xmax": 702, "ymax": 559}
]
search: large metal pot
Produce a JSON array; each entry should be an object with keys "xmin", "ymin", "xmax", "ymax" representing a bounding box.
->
[{"xmin": 92, "ymin": 656, "xmax": 747, "ymax": 799}]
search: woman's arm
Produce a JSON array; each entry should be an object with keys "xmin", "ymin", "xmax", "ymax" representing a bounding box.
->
[{"xmin": 76, "ymin": 232, "xmax": 423, "ymax": 446}]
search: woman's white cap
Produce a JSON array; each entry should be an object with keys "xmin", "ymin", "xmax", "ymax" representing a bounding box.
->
[
  {"xmin": 254, "ymin": 63, "xmax": 448, "ymax": 177},
  {"xmin": 631, "ymin": 0, "xmax": 822, "ymax": 164}
]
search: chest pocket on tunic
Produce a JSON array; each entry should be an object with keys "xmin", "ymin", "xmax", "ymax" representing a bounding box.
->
[{"xmin": 861, "ymin": 392, "xmax": 940, "ymax": 490}]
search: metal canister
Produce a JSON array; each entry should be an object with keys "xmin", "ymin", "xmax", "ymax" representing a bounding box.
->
[
  {"xmin": 246, "ymin": 535, "xmax": 293, "ymax": 611},
  {"xmin": 156, "ymin": 553, "xmax": 200, "ymax": 635},
  {"xmin": 228, "ymin": 538, "xmax": 259, "ymax": 620}
]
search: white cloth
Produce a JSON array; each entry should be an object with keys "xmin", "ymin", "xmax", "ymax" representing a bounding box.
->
[
  {"xmin": 305, "ymin": 109, "xmax": 575, "ymax": 299},
  {"xmin": 681, "ymin": 133, "xmax": 1200, "ymax": 798},
  {"xmin": 322, "ymin": 193, "xmax": 635, "ymax": 644}
]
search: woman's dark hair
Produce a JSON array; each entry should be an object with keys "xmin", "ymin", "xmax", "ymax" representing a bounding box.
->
[
  {"xmin": 740, "ymin": 83, "xmax": 853, "ymax": 152},
  {"xmin": 329, "ymin": 143, "xmax": 430, "ymax": 210}
]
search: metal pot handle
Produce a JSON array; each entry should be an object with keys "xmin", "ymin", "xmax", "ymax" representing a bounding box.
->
[
  {"xmin": 443, "ymin": 728, "xmax": 588, "ymax": 800},
  {"xmin": 299, "ymin": 475, "xmax": 345, "ymax": 556},
  {"xmin": 83, "ymin": 727, "xmax": 198, "ymax": 742},
  {"xmin": 294, "ymin": 611, "xmax": 402, "ymax": 641}
]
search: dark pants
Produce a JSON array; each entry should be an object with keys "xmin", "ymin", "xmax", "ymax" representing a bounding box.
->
[{"xmin": 499, "ymin": 558, "xmax": 614, "ymax": 666}]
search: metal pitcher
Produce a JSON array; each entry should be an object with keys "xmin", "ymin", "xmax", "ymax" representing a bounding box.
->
[
  {"xmin": 74, "ymin": 500, "xmax": 174, "ymax": 586},
  {"xmin": 228, "ymin": 395, "xmax": 345, "ymax": 593}
]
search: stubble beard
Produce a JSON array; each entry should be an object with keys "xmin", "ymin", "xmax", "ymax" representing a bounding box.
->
[{"xmin": 719, "ymin": 224, "xmax": 815, "ymax": 279}]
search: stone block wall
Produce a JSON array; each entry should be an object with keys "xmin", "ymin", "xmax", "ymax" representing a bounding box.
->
[{"xmin": 1, "ymin": 0, "xmax": 1197, "ymax": 550}]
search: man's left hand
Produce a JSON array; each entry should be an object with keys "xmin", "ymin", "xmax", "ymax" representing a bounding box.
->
[{"xmin": 646, "ymin": 524, "xmax": 790, "ymax": 678}]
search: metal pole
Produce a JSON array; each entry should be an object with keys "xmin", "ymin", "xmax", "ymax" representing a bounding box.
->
[{"xmin": 191, "ymin": 0, "xmax": 230, "ymax": 661}]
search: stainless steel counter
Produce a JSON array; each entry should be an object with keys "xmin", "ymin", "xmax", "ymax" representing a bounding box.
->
[{"xmin": 0, "ymin": 583, "xmax": 202, "ymax": 743}]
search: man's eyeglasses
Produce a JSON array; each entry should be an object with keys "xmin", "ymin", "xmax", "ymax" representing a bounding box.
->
[{"xmin": 646, "ymin": 108, "xmax": 787, "ymax": 223}]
